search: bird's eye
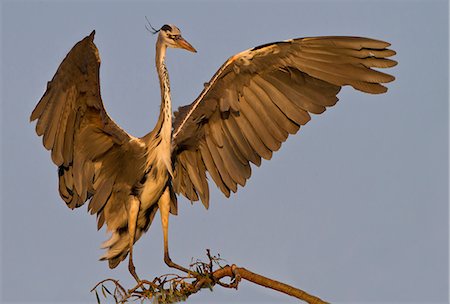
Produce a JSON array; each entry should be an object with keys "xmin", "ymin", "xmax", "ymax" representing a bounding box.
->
[{"xmin": 169, "ymin": 34, "xmax": 180, "ymax": 40}]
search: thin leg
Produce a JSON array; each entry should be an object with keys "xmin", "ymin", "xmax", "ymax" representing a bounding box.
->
[
  {"xmin": 158, "ymin": 188, "xmax": 192, "ymax": 274},
  {"xmin": 128, "ymin": 196, "xmax": 141, "ymax": 283}
]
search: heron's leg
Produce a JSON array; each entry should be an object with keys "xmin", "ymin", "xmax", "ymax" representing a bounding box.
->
[
  {"xmin": 127, "ymin": 196, "xmax": 141, "ymax": 283},
  {"xmin": 158, "ymin": 188, "xmax": 192, "ymax": 274}
]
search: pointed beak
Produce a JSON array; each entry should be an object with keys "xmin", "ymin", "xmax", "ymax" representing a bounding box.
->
[{"xmin": 177, "ymin": 37, "xmax": 197, "ymax": 53}]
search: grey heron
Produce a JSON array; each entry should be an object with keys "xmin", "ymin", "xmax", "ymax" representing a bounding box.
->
[{"xmin": 30, "ymin": 24, "xmax": 397, "ymax": 282}]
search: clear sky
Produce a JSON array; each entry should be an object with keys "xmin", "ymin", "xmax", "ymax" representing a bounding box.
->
[{"xmin": 1, "ymin": 0, "xmax": 448, "ymax": 303}]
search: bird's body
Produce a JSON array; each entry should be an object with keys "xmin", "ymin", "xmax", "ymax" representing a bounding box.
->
[{"xmin": 30, "ymin": 24, "xmax": 397, "ymax": 279}]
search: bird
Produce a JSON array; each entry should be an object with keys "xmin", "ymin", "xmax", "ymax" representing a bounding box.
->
[{"xmin": 30, "ymin": 23, "xmax": 397, "ymax": 282}]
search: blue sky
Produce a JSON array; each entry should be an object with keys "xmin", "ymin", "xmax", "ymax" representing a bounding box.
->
[{"xmin": 1, "ymin": 0, "xmax": 449, "ymax": 303}]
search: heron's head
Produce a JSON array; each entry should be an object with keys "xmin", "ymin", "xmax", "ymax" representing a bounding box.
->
[{"xmin": 158, "ymin": 24, "xmax": 197, "ymax": 53}]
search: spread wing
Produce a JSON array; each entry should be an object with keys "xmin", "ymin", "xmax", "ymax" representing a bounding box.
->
[
  {"xmin": 30, "ymin": 31, "xmax": 146, "ymax": 232},
  {"xmin": 171, "ymin": 36, "xmax": 397, "ymax": 208}
]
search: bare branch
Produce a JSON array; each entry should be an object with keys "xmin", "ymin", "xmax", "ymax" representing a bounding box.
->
[{"xmin": 92, "ymin": 251, "xmax": 329, "ymax": 304}]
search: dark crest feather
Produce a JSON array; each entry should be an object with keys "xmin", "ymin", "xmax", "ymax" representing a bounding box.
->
[{"xmin": 145, "ymin": 16, "xmax": 160, "ymax": 35}]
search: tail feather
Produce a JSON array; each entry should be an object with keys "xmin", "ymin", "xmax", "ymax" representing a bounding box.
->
[
  {"xmin": 100, "ymin": 203, "xmax": 160, "ymax": 268},
  {"xmin": 100, "ymin": 230, "xmax": 136, "ymax": 269}
]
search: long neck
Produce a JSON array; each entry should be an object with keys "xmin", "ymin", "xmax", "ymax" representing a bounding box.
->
[
  {"xmin": 151, "ymin": 38, "xmax": 174, "ymax": 176},
  {"xmin": 154, "ymin": 38, "xmax": 172, "ymax": 141}
]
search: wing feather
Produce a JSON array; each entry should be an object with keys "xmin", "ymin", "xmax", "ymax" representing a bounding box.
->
[
  {"xmin": 293, "ymin": 55, "xmax": 394, "ymax": 84},
  {"xmin": 216, "ymin": 128, "xmax": 248, "ymax": 186},
  {"xmin": 205, "ymin": 128, "xmax": 237, "ymax": 192},
  {"xmin": 255, "ymin": 75, "xmax": 311, "ymax": 125},
  {"xmin": 178, "ymin": 154, "xmax": 199, "ymax": 202},
  {"xmin": 265, "ymin": 71, "xmax": 326, "ymax": 114},
  {"xmin": 199, "ymin": 141, "xmax": 231, "ymax": 197},
  {"xmin": 183, "ymin": 151, "xmax": 206, "ymax": 201},
  {"xmin": 242, "ymin": 86, "xmax": 288, "ymax": 142},
  {"xmin": 89, "ymin": 179, "xmax": 114, "ymax": 215},
  {"xmin": 31, "ymin": 31, "xmax": 148, "ymax": 267},
  {"xmin": 239, "ymin": 96, "xmax": 281, "ymax": 152},
  {"xmin": 172, "ymin": 36, "xmax": 396, "ymax": 207},
  {"xmin": 220, "ymin": 118, "xmax": 250, "ymax": 166},
  {"xmin": 234, "ymin": 109, "xmax": 273, "ymax": 160},
  {"xmin": 224, "ymin": 115, "xmax": 261, "ymax": 166},
  {"xmin": 249, "ymin": 80, "xmax": 301, "ymax": 134},
  {"xmin": 51, "ymin": 92, "xmax": 71, "ymax": 165},
  {"xmin": 299, "ymin": 36, "xmax": 391, "ymax": 48}
]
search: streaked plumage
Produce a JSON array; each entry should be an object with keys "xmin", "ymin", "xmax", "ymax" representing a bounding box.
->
[{"xmin": 30, "ymin": 25, "xmax": 396, "ymax": 278}]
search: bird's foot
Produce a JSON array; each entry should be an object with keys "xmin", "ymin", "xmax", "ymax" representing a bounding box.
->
[{"xmin": 164, "ymin": 254, "xmax": 200, "ymax": 278}]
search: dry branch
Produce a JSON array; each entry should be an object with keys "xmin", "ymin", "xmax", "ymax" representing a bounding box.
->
[{"xmin": 92, "ymin": 250, "xmax": 329, "ymax": 304}]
